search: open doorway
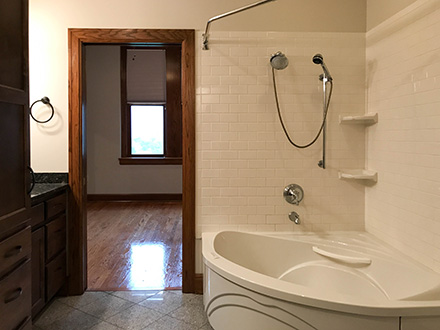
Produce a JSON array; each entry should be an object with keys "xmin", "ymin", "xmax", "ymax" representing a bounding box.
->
[
  {"xmin": 68, "ymin": 29, "xmax": 195, "ymax": 295},
  {"xmin": 85, "ymin": 43, "xmax": 184, "ymax": 291}
]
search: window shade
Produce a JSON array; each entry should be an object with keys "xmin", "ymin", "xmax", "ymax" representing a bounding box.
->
[{"xmin": 126, "ymin": 49, "xmax": 166, "ymax": 102}]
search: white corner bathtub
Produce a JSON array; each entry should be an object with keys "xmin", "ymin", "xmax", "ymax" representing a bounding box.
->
[{"xmin": 202, "ymin": 231, "xmax": 440, "ymax": 330}]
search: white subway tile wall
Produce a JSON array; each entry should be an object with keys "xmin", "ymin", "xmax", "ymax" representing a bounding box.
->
[
  {"xmin": 366, "ymin": 6, "xmax": 440, "ymax": 272},
  {"xmin": 196, "ymin": 31, "xmax": 366, "ymax": 237}
]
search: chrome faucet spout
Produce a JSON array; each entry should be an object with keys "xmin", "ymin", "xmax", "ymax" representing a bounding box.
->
[{"xmin": 289, "ymin": 211, "xmax": 301, "ymax": 224}]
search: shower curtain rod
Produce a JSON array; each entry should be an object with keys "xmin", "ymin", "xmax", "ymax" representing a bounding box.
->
[{"xmin": 202, "ymin": 0, "xmax": 276, "ymax": 50}]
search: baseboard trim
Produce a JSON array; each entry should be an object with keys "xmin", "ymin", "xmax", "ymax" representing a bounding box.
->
[
  {"xmin": 195, "ymin": 273, "xmax": 203, "ymax": 294},
  {"xmin": 87, "ymin": 193, "xmax": 183, "ymax": 201}
]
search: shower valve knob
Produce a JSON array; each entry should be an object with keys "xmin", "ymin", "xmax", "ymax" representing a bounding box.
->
[{"xmin": 283, "ymin": 184, "xmax": 304, "ymax": 205}]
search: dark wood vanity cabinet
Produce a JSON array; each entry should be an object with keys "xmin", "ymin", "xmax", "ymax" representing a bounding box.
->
[
  {"xmin": 0, "ymin": 0, "xmax": 33, "ymax": 328},
  {"xmin": 31, "ymin": 191, "xmax": 67, "ymax": 318},
  {"xmin": 0, "ymin": 226, "xmax": 32, "ymax": 330}
]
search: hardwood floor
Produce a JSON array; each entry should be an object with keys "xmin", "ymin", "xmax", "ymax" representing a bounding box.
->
[{"xmin": 87, "ymin": 201, "xmax": 182, "ymax": 291}]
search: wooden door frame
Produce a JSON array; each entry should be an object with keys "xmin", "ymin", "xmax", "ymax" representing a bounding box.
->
[{"xmin": 68, "ymin": 28, "xmax": 195, "ymax": 294}]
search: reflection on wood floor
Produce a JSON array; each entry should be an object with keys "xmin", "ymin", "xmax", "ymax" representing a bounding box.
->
[{"xmin": 87, "ymin": 201, "xmax": 182, "ymax": 291}]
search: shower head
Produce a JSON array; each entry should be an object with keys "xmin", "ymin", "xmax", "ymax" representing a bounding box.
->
[
  {"xmin": 312, "ymin": 54, "xmax": 323, "ymax": 65},
  {"xmin": 270, "ymin": 51, "xmax": 289, "ymax": 70},
  {"xmin": 312, "ymin": 53, "xmax": 332, "ymax": 80}
]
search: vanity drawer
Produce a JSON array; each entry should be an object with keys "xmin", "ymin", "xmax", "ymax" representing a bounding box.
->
[
  {"xmin": 46, "ymin": 250, "xmax": 66, "ymax": 301},
  {"xmin": 0, "ymin": 259, "xmax": 32, "ymax": 330},
  {"xmin": 30, "ymin": 203, "xmax": 45, "ymax": 228},
  {"xmin": 0, "ymin": 226, "xmax": 31, "ymax": 275},
  {"xmin": 46, "ymin": 194, "xmax": 66, "ymax": 220},
  {"xmin": 46, "ymin": 215, "xmax": 66, "ymax": 261}
]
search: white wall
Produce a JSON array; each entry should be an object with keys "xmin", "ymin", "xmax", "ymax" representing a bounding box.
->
[
  {"xmin": 85, "ymin": 45, "xmax": 182, "ymax": 194},
  {"xmin": 196, "ymin": 31, "xmax": 366, "ymax": 236},
  {"xmin": 29, "ymin": 0, "xmax": 366, "ymax": 172},
  {"xmin": 365, "ymin": 0, "xmax": 440, "ymax": 272}
]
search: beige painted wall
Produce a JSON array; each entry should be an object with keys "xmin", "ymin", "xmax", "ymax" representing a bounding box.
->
[
  {"xmin": 367, "ymin": 0, "xmax": 417, "ymax": 30},
  {"xmin": 29, "ymin": 0, "xmax": 366, "ymax": 171},
  {"xmin": 85, "ymin": 45, "xmax": 182, "ymax": 194}
]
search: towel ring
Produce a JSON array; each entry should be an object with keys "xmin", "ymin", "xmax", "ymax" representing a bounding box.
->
[{"xmin": 30, "ymin": 96, "xmax": 54, "ymax": 123}]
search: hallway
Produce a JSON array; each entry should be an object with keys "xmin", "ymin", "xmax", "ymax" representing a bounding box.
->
[{"xmin": 87, "ymin": 201, "xmax": 182, "ymax": 291}]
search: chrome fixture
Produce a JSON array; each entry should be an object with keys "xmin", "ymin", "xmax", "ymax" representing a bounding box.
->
[
  {"xmin": 270, "ymin": 51, "xmax": 289, "ymax": 70},
  {"xmin": 283, "ymin": 184, "xmax": 304, "ymax": 205},
  {"xmin": 312, "ymin": 54, "xmax": 333, "ymax": 169},
  {"xmin": 271, "ymin": 53, "xmax": 334, "ymax": 170},
  {"xmin": 312, "ymin": 53, "xmax": 333, "ymax": 81},
  {"xmin": 202, "ymin": 0, "xmax": 276, "ymax": 50},
  {"xmin": 289, "ymin": 211, "xmax": 301, "ymax": 225}
]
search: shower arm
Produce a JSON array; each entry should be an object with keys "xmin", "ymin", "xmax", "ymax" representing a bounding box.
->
[{"xmin": 202, "ymin": 0, "xmax": 276, "ymax": 50}]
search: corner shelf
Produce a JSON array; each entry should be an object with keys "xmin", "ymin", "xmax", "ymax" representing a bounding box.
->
[
  {"xmin": 338, "ymin": 113, "xmax": 378, "ymax": 184},
  {"xmin": 339, "ymin": 113, "xmax": 378, "ymax": 125},
  {"xmin": 338, "ymin": 169, "xmax": 378, "ymax": 183}
]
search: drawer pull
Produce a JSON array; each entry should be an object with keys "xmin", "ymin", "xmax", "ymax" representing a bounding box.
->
[
  {"xmin": 4, "ymin": 246, "xmax": 23, "ymax": 258},
  {"xmin": 4, "ymin": 287, "xmax": 23, "ymax": 304},
  {"xmin": 54, "ymin": 228, "xmax": 64, "ymax": 234},
  {"xmin": 56, "ymin": 266, "xmax": 63, "ymax": 271}
]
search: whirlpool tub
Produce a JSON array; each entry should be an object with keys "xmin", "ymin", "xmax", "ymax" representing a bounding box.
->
[{"xmin": 202, "ymin": 231, "xmax": 440, "ymax": 330}]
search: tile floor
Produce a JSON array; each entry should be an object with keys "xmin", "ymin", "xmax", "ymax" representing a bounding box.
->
[{"xmin": 33, "ymin": 291, "xmax": 214, "ymax": 330}]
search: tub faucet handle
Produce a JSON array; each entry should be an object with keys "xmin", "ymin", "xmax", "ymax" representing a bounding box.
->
[{"xmin": 283, "ymin": 184, "xmax": 304, "ymax": 205}]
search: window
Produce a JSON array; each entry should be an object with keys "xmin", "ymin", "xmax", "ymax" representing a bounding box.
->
[
  {"xmin": 120, "ymin": 45, "xmax": 182, "ymax": 165},
  {"xmin": 131, "ymin": 105, "xmax": 164, "ymax": 155}
]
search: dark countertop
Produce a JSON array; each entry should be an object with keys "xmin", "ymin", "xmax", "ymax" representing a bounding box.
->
[{"xmin": 30, "ymin": 183, "xmax": 68, "ymax": 205}]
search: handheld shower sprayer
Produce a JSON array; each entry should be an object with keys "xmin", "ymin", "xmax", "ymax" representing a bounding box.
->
[
  {"xmin": 271, "ymin": 52, "xmax": 334, "ymax": 169},
  {"xmin": 312, "ymin": 53, "xmax": 332, "ymax": 81}
]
